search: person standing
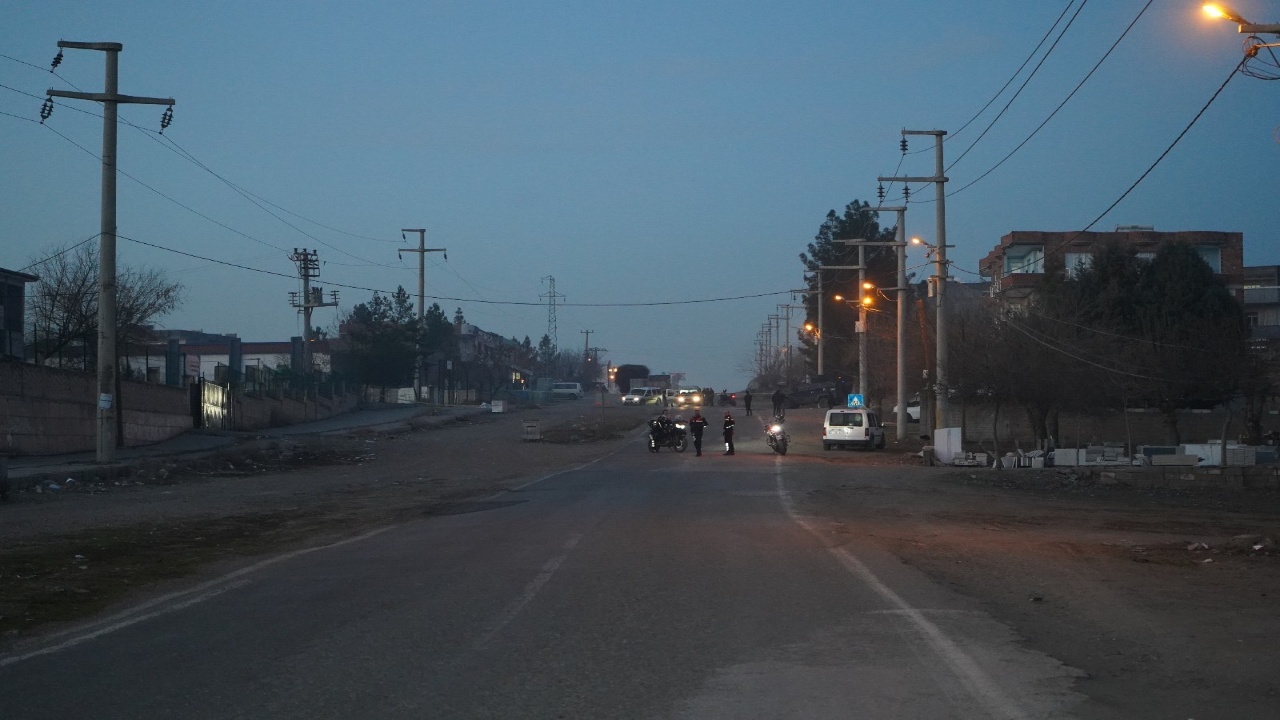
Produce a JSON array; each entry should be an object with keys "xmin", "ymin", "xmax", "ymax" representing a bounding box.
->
[
  {"xmin": 772, "ymin": 388, "xmax": 786, "ymax": 416},
  {"xmin": 743, "ymin": 389, "xmax": 753, "ymax": 415},
  {"xmin": 722, "ymin": 411, "xmax": 736, "ymax": 455},
  {"xmin": 689, "ymin": 409, "xmax": 708, "ymax": 456}
]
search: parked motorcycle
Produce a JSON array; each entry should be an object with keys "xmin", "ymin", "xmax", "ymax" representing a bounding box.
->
[
  {"xmin": 765, "ymin": 414, "xmax": 789, "ymax": 455},
  {"xmin": 717, "ymin": 391, "xmax": 737, "ymax": 407},
  {"xmin": 648, "ymin": 416, "xmax": 689, "ymax": 453}
]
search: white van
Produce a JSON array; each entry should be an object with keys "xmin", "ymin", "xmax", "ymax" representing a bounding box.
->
[
  {"xmin": 822, "ymin": 408, "xmax": 885, "ymax": 450},
  {"xmin": 551, "ymin": 382, "xmax": 584, "ymax": 399}
]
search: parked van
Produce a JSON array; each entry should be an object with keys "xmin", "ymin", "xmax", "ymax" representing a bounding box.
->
[
  {"xmin": 551, "ymin": 382, "xmax": 584, "ymax": 399},
  {"xmin": 822, "ymin": 408, "xmax": 885, "ymax": 450}
]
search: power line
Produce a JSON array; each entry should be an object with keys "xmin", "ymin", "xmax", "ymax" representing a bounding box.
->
[
  {"xmin": 946, "ymin": 0, "xmax": 1156, "ymax": 199},
  {"xmin": 945, "ymin": 0, "xmax": 1090, "ymax": 174},
  {"xmin": 117, "ymin": 234, "xmax": 793, "ymax": 308}
]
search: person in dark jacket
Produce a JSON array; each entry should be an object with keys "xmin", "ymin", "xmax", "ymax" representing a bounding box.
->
[
  {"xmin": 771, "ymin": 389, "xmax": 786, "ymax": 416},
  {"xmin": 722, "ymin": 411, "xmax": 736, "ymax": 455},
  {"xmin": 689, "ymin": 409, "xmax": 708, "ymax": 456},
  {"xmin": 743, "ymin": 389, "xmax": 753, "ymax": 415}
]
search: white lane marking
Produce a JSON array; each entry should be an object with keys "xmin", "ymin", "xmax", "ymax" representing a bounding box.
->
[
  {"xmin": 0, "ymin": 526, "xmax": 394, "ymax": 668},
  {"xmin": 1, "ymin": 579, "xmax": 250, "ymax": 668},
  {"xmin": 487, "ymin": 428, "xmax": 643, "ymax": 499},
  {"xmin": 471, "ymin": 533, "xmax": 584, "ymax": 651},
  {"xmin": 773, "ymin": 461, "xmax": 1029, "ymax": 720}
]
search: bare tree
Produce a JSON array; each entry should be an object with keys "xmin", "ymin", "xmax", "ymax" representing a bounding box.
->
[{"xmin": 27, "ymin": 242, "xmax": 184, "ymax": 370}]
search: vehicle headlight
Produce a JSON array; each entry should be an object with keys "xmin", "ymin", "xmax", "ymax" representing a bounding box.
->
[
  {"xmin": 770, "ymin": 424, "xmax": 782, "ymax": 433},
  {"xmin": 675, "ymin": 423, "xmax": 686, "ymax": 429}
]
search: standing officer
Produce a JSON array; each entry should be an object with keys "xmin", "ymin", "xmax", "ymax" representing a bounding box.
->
[
  {"xmin": 689, "ymin": 409, "xmax": 708, "ymax": 456},
  {"xmin": 743, "ymin": 389, "xmax": 753, "ymax": 415},
  {"xmin": 722, "ymin": 411, "xmax": 736, "ymax": 455},
  {"xmin": 772, "ymin": 388, "xmax": 786, "ymax": 417}
]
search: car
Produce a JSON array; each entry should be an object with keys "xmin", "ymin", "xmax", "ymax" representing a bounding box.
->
[
  {"xmin": 673, "ymin": 389, "xmax": 704, "ymax": 407},
  {"xmin": 551, "ymin": 382, "xmax": 584, "ymax": 399},
  {"xmin": 822, "ymin": 408, "xmax": 885, "ymax": 450},
  {"xmin": 622, "ymin": 387, "xmax": 663, "ymax": 405},
  {"xmin": 785, "ymin": 382, "xmax": 839, "ymax": 409},
  {"xmin": 892, "ymin": 399, "xmax": 921, "ymax": 422}
]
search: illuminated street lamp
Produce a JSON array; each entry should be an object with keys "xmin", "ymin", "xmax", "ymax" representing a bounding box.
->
[{"xmin": 1203, "ymin": 3, "xmax": 1280, "ymax": 34}]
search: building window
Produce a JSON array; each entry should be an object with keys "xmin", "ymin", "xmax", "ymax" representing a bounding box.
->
[
  {"xmin": 1004, "ymin": 246, "xmax": 1044, "ymax": 275},
  {"xmin": 1063, "ymin": 252, "xmax": 1092, "ymax": 278},
  {"xmin": 1246, "ymin": 312, "xmax": 1259, "ymax": 328},
  {"xmin": 1196, "ymin": 246, "xmax": 1222, "ymax": 273}
]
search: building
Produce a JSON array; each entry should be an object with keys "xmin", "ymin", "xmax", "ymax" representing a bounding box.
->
[
  {"xmin": 0, "ymin": 267, "xmax": 39, "ymax": 361},
  {"xmin": 1244, "ymin": 265, "xmax": 1280, "ymax": 344},
  {"xmin": 979, "ymin": 227, "xmax": 1244, "ymax": 306}
]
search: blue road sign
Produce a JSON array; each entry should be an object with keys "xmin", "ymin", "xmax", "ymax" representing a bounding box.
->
[{"xmin": 847, "ymin": 394, "xmax": 864, "ymax": 409}]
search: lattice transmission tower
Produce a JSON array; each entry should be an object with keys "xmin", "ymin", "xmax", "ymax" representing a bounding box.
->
[{"xmin": 540, "ymin": 275, "xmax": 564, "ymax": 349}]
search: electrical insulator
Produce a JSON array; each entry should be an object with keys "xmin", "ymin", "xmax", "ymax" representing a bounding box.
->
[
  {"xmin": 50, "ymin": 49, "xmax": 63, "ymax": 71},
  {"xmin": 903, "ymin": 185, "xmax": 910, "ymax": 201},
  {"xmin": 160, "ymin": 105, "xmax": 173, "ymax": 133},
  {"xmin": 876, "ymin": 183, "xmax": 885, "ymax": 202},
  {"xmin": 899, "ymin": 137, "xmax": 908, "ymax": 153},
  {"xmin": 39, "ymin": 97, "xmax": 53, "ymax": 123}
]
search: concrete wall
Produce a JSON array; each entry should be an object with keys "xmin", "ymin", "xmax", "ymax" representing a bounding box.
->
[
  {"xmin": 232, "ymin": 389, "xmax": 359, "ymax": 430},
  {"xmin": 941, "ymin": 403, "xmax": 1256, "ymax": 449},
  {"xmin": 1, "ymin": 363, "xmax": 192, "ymax": 455}
]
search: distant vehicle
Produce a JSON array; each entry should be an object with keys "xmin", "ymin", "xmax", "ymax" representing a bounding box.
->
[
  {"xmin": 674, "ymin": 388, "xmax": 704, "ymax": 407},
  {"xmin": 822, "ymin": 408, "xmax": 885, "ymax": 450},
  {"xmin": 551, "ymin": 382, "xmax": 584, "ymax": 399},
  {"xmin": 622, "ymin": 387, "xmax": 663, "ymax": 405},
  {"xmin": 786, "ymin": 382, "xmax": 838, "ymax": 409},
  {"xmin": 892, "ymin": 398, "xmax": 921, "ymax": 422}
]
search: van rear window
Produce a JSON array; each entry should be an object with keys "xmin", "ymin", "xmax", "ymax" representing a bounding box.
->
[{"xmin": 828, "ymin": 412, "xmax": 863, "ymax": 427}]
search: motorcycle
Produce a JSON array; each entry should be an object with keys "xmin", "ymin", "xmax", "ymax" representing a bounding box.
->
[
  {"xmin": 648, "ymin": 416, "xmax": 689, "ymax": 453},
  {"xmin": 717, "ymin": 391, "xmax": 737, "ymax": 407},
  {"xmin": 765, "ymin": 414, "xmax": 789, "ymax": 455}
]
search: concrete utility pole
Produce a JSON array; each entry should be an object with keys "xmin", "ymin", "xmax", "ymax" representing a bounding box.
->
[
  {"xmin": 816, "ymin": 262, "xmax": 865, "ymax": 380},
  {"xmin": 871, "ymin": 206, "xmax": 910, "ymax": 440},
  {"xmin": 399, "ymin": 229, "xmax": 445, "ymax": 401},
  {"xmin": 580, "ymin": 329, "xmax": 592, "ymax": 378},
  {"xmin": 778, "ymin": 303, "xmax": 803, "ymax": 385},
  {"xmin": 879, "ymin": 129, "xmax": 949, "ymax": 430},
  {"xmin": 288, "ymin": 249, "xmax": 338, "ymax": 375},
  {"xmin": 45, "ymin": 41, "xmax": 174, "ymax": 463}
]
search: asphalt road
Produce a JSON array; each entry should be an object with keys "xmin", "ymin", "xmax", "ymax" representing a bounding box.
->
[{"xmin": 1, "ymin": 420, "xmax": 1084, "ymax": 719}]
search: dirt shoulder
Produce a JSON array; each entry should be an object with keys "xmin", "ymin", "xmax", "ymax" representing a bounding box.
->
[
  {"xmin": 794, "ymin": 463, "xmax": 1280, "ymax": 719},
  {"xmin": 0, "ymin": 402, "xmax": 649, "ymax": 645}
]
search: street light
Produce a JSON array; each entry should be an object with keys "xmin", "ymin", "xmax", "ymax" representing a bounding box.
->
[{"xmin": 1203, "ymin": 2, "xmax": 1280, "ymax": 34}]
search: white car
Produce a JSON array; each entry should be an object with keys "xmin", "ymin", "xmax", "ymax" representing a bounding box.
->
[
  {"xmin": 892, "ymin": 401, "xmax": 921, "ymax": 422},
  {"xmin": 622, "ymin": 387, "xmax": 662, "ymax": 405}
]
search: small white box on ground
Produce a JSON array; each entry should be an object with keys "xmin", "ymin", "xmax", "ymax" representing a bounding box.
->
[{"xmin": 491, "ymin": 400, "xmax": 505, "ymax": 413}]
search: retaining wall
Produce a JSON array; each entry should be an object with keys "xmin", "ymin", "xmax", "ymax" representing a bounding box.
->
[{"xmin": 1, "ymin": 363, "xmax": 192, "ymax": 455}]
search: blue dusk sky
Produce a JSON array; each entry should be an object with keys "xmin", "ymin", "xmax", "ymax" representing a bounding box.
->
[{"xmin": 2, "ymin": 1, "xmax": 1277, "ymax": 391}]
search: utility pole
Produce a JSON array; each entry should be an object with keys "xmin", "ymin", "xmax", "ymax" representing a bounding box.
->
[
  {"xmin": 778, "ymin": 304, "xmax": 803, "ymax": 385},
  {"xmin": 399, "ymin": 229, "xmax": 446, "ymax": 401},
  {"xmin": 289, "ymin": 249, "xmax": 338, "ymax": 375},
  {"xmin": 580, "ymin": 329, "xmax": 592, "ymax": 380},
  {"xmin": 879, "ymin": 129, "xmax": 949, "ymax": 430},
  {"xmin": 816, "ymin": 261, "xmax": 864, "ymax": 380},
  {"xmin": 871, "ymin": 206, "xmax": 910, "ymax": 440},
  {"xmin": 45, "ymin": 41, "xmax": 174, "ymax": 463}
]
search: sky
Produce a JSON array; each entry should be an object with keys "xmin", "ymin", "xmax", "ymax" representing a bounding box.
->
[{"xmin": 2, "ymin": 1, "xmax": 1277, "ymax": 391}]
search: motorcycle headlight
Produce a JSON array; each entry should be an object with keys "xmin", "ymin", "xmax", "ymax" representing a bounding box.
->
[
  {"xmin": 770, "ymin": 424, "xmax": 782, "ymax": 433},
  {"xmin": 675, "ymin": 422, "xmax": 687, "ymax": 429}
]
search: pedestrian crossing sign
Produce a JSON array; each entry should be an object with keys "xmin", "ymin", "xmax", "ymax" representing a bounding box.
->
[{"xmin": 847, "ymin": 394, "xmax": 864, "ymax": 409}]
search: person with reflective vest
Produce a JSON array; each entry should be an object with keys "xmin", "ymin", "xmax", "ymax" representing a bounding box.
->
[
  {"xmin": 689, "ymin": 409, "xmax": 708, "ymax": 456},
  {"xmin": 722, "ymin": 411, "xmax": 736, "ymax": 455}
]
